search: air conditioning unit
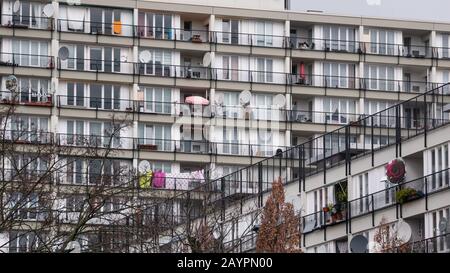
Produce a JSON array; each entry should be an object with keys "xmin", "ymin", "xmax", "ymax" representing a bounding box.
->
[
  {"xmin": 192, "ymin": 144, "xmax": 202, "ymax": 152},
  {"xmin": 412, "ymin": 85, "xmax": 420, "ymax": 92}
]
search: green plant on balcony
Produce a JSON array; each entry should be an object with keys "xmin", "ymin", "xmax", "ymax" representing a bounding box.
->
[{"xmin": 395, "ymin": 187, "xmax": 417, "ymax": 204}]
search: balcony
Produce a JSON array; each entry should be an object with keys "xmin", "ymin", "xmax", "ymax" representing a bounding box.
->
[
  {"xmin": 302, "ymin": 168, "xmax": 450, "ymax": 234},
  {"xmin": 58, "ymin": 19, "xmax": 134, "ymax": 37},
  {"xmin": 1, "ymin": 91, "xmax": 52, "ymax": 106},
  {"xmin": 1, "ymin": 14, "xmax": 53, "ymax": 30},
  {"xmin": 57, "ymin": 133, "xmax": 134, "ymax": 150},
  {"xmin": 0, "ymin": 130, "xmax": 53, "ymax": 145},
  {"xmin": 0, "ymin": 52, "xmax": 54, "ymax": 69},
  {"xmin": 58, "ymin": 95, "xmax": 134, "ymax": 112}
]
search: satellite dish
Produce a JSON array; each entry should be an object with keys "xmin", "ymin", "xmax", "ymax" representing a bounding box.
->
[
  {"xmin": 214, "ymin": 93, "xmax": 224, "ymax": 105},
  {"xmin": 139, "ymin": 50, "xmax": 152, "ymax": 63},
  {"xmin": 350, "ymin": 235, "xmax": 368, "ymax": 253},
  {"xmin": 202, "ymin": 52, "xmax": 212, "ymax": 67},
  {"xmin": 66, "ymin": 241, "xmax": 81, "ymax": 253},
  {"xmin": 396, "ymin": 220, "xmax": 412, "ymax": 242},
  {"xmin": 138, "ymin": 160, "xmax": 151, "ymax": 174},
  {"xmin": 42, "ymin": 4, "xmax": 55, "ymax": 18},
  {"xmin": 438, "ymin": 218, "xmax": 448, "ymax": 232},
  {"xmin": 5, "ymin": 75, "xmax": 18, "ymax": 92},
  {"xmin": 66, "ymin": 0, "xmax": 82, "ymax": 5},
  {"xmin": 120, "ymin": 55, "xmax": 128, "ymax": 62},
  {"xmin": 13, "ymin": 1, "xmax": 20, "ymax": 13},
  {"xmin": 58, "ymin": 46, "xmax": 70, "ymax": 61},
  {"xmin": 273, "ymin": 94, "xmax": 286, "ymax": 108},
  {"xmin": 239, "ymin": 90, "xmax": 251, "ymax": 107}
]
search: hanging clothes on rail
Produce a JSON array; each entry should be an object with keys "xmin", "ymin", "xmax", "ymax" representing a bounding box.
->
[
  {"xmin": 139, "ymin": 170, "xmax": 153, "ymax": 189},
  {"xmin": 152, "ymin": 170, "xmax": 166, "ymax": 188}
]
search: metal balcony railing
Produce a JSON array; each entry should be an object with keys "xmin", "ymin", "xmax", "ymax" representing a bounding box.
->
[
  {"xmin": 0, "ymin": 91, "xmax": 53, "ymax": 106},
  {"xmin": 0, "ymin": 52, "xmax": 54, "ymax": 69},
  {"xmin": 1, "ymin": 14, "xmax": 54, "ymax": 30},
  {"xmin": 302, "ymin": 168, "xmax": 450, "ymax": 234}
]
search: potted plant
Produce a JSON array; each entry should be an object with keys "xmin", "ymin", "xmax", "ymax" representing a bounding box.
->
[{"xmin": 396, "ymin": 187, "xmax": 418, "ymax": 204}]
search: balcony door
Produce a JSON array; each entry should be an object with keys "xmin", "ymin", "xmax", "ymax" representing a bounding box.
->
[{"xmin": 222, "ymin": 19, "xmax": 239, "ymax": 44}]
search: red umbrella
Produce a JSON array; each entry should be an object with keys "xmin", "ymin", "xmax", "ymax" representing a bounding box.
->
[{"xmin": 185, "ymin": 96, "xmax": 209, "ymax": 105}]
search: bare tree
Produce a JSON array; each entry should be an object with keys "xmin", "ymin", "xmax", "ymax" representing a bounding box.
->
[{"xmin": 373, "ymin": 217, "xmax": 409, "ymax": 253}]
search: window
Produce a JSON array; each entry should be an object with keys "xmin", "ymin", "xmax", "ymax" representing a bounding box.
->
[
  {"xmin": 138, "ymin": 124, "xmax": 172, "ymax": 151},
  {"xmin": 255, "ymin": 21, "xmax": 273, "ymax": 47},
  {"xmin": 256, "ymin": 58, "xmax": 273, "ymax": 83},
  {"xmin": 252, "ymin": 94, "xmax": 273, "ymax": 120},
  {"xmin": 256, "ymin": 130, "xmax": 273, "ymax": 156},
  {"xmin": 323, "ymin": 63, "xmax": 355, "ymax": 88},
  {"xmin": 222, "ymin": 56, "xmax": 239, "ymax": 80},
  {"xmin": 222, "ymin": 19, "xmax": 239, "ymax": 44},
  {"xmin": 364, "ymin": 65, "xmax": 396, "ymax": 91},
  {"xmin": 323, "ymin": 98, "xmax": 356, "ymax": 124},
  {"xmin": 442, "ymin": 34, "xmax": 449, "ymax": 59},
  {"xmin": 139, "ymin": 49, "xmax": 172, "ymax": 76},
  {"xmin": 67, "ymin": 83, "xmax": 85, "ymax": 107},
  {"xmin": 137, "ymin": 12, "xmax": 172, "ymax": 39},
  {"xmin": 11, "ymin": 39, "xmax": 49, "ymax": 67},
  {"xmin": 364, "ymin": 100, "xmax": 395, "ymax": 127},
  {"xmin": 9, "ymin": 231, "xmax": 46, "ymax": 253},
  {"xmin": 15, "ymin": 77, "xmax": 49, "ymax": 103},
  {"xmin": 10, "ymin": 116, "xmax": 48, "ymax": 143},
  {"xmin": 10, "ymin": 1, "xmax": 49, "ymax": 29},
  {"xmin": 369, "ymin": 29, "xmax": 396, "ymax": 55},
  {"xmin": 143, "ymin": 87, "xmax": 172, "ymax": 114},
  {"xmin": 427, "ymin": 143, "xmax": 450, "ymax": 192},
  {"xmin": 222, "ymin": 92, "xmax": 240, "ymax": 118},
  {"xmin": 7, "ymin": 192, "xmax": 42, "ymax": 220},
  {"xmin": 66, "ymin": 120, "xmax": 84, "ymax": 145},
  {"xmin": 222, "ymin": 127, "xmax": 239, "ymax": 155},
  {"xmin": 86, "ymin": 84, "xmax": 121, "ymax": 110},
  {"xmin": 323, "ymin": 26, "xmax": 356, "ymax": 52}
]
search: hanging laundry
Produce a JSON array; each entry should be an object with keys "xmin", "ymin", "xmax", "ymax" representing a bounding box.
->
[
  {"xmin": 113, "ymin": 20, "xmax": 122, "ymax": 34},
  {"xmin": 67, "ymin": 7, "xmax": 85, "ymax": 31},
  {"xmin": 152, "ymin": 170, "xmax": 166, "ymax": 188},
  {"xmin": 139, "ymin": 170, "xmax": 153, "ymax": 189}
]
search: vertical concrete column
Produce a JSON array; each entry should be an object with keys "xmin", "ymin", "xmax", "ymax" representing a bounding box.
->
[
  {"xmin": 50, "ymin": 1, "xmax": 60, "ymax": 136},
  {"xmin": 132, "ymin": 7, "xmax": 140, "ymax": 171},
  {"xmin": 430, "ymin": 31, "xmax": 437, "ymax": 87}
]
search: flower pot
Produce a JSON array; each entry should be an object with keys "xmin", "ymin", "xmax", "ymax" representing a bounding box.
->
[{"xmin": 323, "ymin": 207, "xmax": 330, "ymax": 212}]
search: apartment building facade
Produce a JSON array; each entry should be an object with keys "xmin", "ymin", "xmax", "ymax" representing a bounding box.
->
[{"xmin": 0, "ymin": 0, "xmax": 449, "ymax": 252}]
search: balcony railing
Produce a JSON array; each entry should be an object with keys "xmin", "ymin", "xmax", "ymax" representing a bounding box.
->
[
  {"xmin": 212, "ymin": 31, "xmax": 287, "ymax": 48},
  {"xmin": 1, "ymin": 14, "xmax": 53, "ymax": 30},
  {"xmin": 0, "ymin": 91, "xmax": 53, "ymax": 106},
  {"xmin": 0, "ymin": 52, "xmax": 54, "ymax": 69},
  {"xmin": 57, "ymin": 133, "xmax": 134, "ymax": 150},
  {"xmin": 57, "ymin": 19, "xmax": 135, "ymax": 37},
  {"xmin": 0, "ymin": 130, "xmax": 53, "ymax": 144},
  {"xmin": 302, "ymin": 168, "xmax": 450, "ymax": 234},
  {"xmin": 58, "ymin": 95, "xmax": 134, "ymax": 112}
]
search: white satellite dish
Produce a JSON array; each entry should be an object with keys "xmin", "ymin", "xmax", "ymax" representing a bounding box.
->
[
  {"xmin": 239, "ymin": 90, "xmax": 251, "ymax": 107},
  {"xmin": 66, "ymin": 0, "xmax": 82, "ymax": 5},
  {"xmin": 58, "ymin": 46, "xmax": 70, "ymax": 61},
  {"xmin": 6, "ymin": 75, "xmax": 18, "ymax": 92},
  {"xmin": 396, "ymin": 220, "xmax": 412, "ymax": 242},
  {"xmin": 66, "ymin": 241, "xmax": 81, "ymax": 253},
  {"xmin": 42, "ymin": 4, "xmax": 55, "ymax": 18},
  {"xmin": 214, "ymin": 93, "xmax": 224, "ymax": 105},
  {"xmin": 138, "ymin": 160, "xmax": 151, "ymax": 174},
  {"xmin": 120, "ymin": 55, "xmax": 128, "ymax": 62},
  {"xmin": 13, "ymin": 1, "xmax": 20, "ymax": 13},
  {"xmin": 273, "ymin": 94, "xmax": 286, "ymax": 108},
  {"xmin": 202, "ymin": 52, "xmax": 212, "ymax": 67},
  {"xmin": 139, "ymin": 50, "xmax": 152, "ymax": 63}
]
